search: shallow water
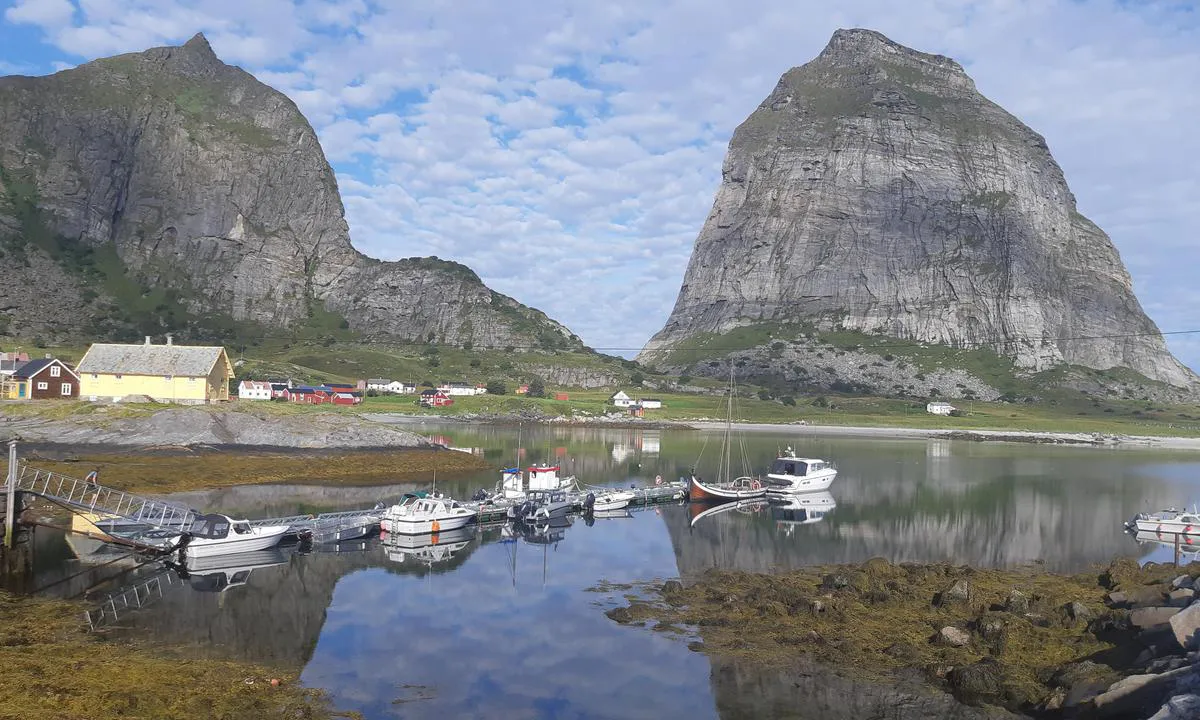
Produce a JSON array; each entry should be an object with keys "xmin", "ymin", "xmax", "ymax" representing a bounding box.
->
[{"xmin": 20, "ymin": 426, "xmax": 1200, "ymax": 718}]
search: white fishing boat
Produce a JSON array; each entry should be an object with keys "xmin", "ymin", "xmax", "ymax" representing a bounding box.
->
[
  {"xmin": 586, "ymin": 490, "xmax": 635, "ymax": 512},
  {"xmin": 180, "ymin": 513, "xmax": 289, "ymax": 558},
  {"xmin": 1126, "ymin": 508, "xmax": 1200, "ymax": 537},
  {"xmin": 500, "ymin": 463, "xmax": 577, "ymax": 499},
  {"xmin": 763, "ymin": 449, "xmax": 837, "ymax": 495},
  {"xmin": 381, "ymin": 496, "xmax": 475, "ymax": 535},
  {"xmin": 688, "ymin": 368, "xmax": 767, "ymax": 503}
]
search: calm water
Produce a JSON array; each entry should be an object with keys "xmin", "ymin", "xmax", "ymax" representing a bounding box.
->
[{"xmin": 23, "ymin": 426, "xmax": 1200, "ymax": 718}]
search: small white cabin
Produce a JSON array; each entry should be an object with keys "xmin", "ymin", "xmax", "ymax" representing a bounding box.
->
[
  {"xmin": 926, "ymin": 401, "xmax": 956, "ymax": 416},
  {"xmin": 639, "ymin": 398, "xmax": 662, "ymax": 409},
  {"xmin": 610, "ymin": 391, "xmax": 635, "ymax": 408}
]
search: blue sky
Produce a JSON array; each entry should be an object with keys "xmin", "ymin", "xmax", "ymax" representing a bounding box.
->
[{"xmin": 1, "ymin": 0, "xmax": 1198, "ymax": 369}]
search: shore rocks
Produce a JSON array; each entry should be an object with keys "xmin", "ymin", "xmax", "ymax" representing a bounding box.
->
[
  {"xmin": 1169, "ymin": 604, "xmax": 1200, "ymax": 650},
  {"xmin": 935, "ymin": 626, "xmax": 971, "ymax": 648},
  {"xmin": 1003, "ymin": 589, "xmax": 1030, "ymax": 614},
  {"xmin": 935, "ymin": 579, "xmax": 970, "ymax": 607},
  {"xmin": 1132, "ymin": 607, "xmax": 1183, "ymax": 629}
]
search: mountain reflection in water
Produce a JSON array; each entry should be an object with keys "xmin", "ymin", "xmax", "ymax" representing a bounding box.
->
[{"xmin": 28, "ymin": 427, "xmax": 1200, "ymax": 717}]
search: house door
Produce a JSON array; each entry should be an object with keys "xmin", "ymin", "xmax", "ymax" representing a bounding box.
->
[{"xmin": 17, "ymin": 383, "xmax": 24, "ymax": 398}]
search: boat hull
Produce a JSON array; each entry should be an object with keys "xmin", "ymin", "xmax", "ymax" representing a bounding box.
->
[
  {"xmin": 765, "ymin": 469, "xmax": 837, "ymax": 495},
  {"xmin": 183, "ymin": 526, "xmax": 289, "ymax": 558},
  {"xmin": 1135, "ymin": 519, "xmax": 1200, "ymax": 536},
  {"xmin": 382, "ymin": 514, "xmax": 473, "ymax": 535},
  {"xmin": 592, "ymin": 492, "xmax": 634, "ymax": 512},
  {"xmin": 688, "ymin": 477, "xmax": 766, "ymax": 502}
]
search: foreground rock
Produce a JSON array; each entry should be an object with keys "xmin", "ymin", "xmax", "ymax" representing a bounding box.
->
[
  {"xmin": 0, "ymin": 405, "xmax": 429, "ymax": 448},
  {"xmin": 604, "ymin": 558, "xmax": 1200, "ymax": 717}
]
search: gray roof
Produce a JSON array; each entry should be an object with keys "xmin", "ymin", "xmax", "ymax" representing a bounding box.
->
[
  {"xmin": 367, "ymin": 378, "xmax": 393, "ymax": 385},
  {"xmin": 76, "ymin": 343, "xmax": 230, "ymax": 377}
]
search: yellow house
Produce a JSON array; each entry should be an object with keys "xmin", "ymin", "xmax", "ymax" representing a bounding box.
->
[{"xmin": 76, "ymin": 338, "xmax": 234, "ymax": 404}]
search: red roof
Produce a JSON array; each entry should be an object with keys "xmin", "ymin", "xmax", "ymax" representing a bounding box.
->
[{"xmin": 528, "ymin": 466, "xmax": 560, "ymax": 473}]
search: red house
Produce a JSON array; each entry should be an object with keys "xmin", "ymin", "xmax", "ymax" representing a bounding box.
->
[
  {"xmin": 419, "ymin": 389, "xmax": 453, "ymax": 407},
  {"xmin": 331, "ymin": 392, "xmax": 362, "ymax": 406},
  {"xmin": 288, "ymin": 387, "xmax": 331, "ymax": 404}
]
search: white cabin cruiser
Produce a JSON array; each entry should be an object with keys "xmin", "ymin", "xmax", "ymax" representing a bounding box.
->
[
  {"xmin": 180, "ymin": 514, "xmax": 290, "ymax": 558},
  {"xmin": 763, "ymin": 449, "xmax": 837, "ymax": 496},
  {"xmin": 381, "ymin": 496, "xmax": 475, "ymax": 535},
  {"xmin": 1126, "ymin": 508, "xmax": 1200, "ymax": 537}
]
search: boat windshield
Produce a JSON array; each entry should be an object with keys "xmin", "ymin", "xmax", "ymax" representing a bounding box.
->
[
  {"xmin": 187, "ymin": 514, "xmax": 231, "ymax": 540},
  {"xmin": 232, "ymin": 521, "xmax": 252, "ymax": 534},
  {"xmin": 771, "ymin": 460, "xmax": 808, "ymax": 476}
]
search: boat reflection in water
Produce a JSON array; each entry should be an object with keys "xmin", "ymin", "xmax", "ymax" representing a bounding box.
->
[
  {"xmin": 178, "ymin": 547, "xmax": 292, "ymax": 594},
  {"xmin": 770, "ymin": 491, "xmax": 837, "ymax": 535},
  {"xmin": 1130, "ymin": 529, "xmax": 1200, "ymax": 561},
  {"xmin": 380, "ymin": 527, "xmax": 476, "ymax": 566},
  {"xmin": 688, "ymin": 498, "xmax": 771, "ymax": 529}
]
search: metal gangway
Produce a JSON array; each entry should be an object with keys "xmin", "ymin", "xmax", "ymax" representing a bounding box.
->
[
  {"xmin": 13, "ymin": 461, "xmax": 198, "ymax": 532},
  {"xmin": 84, "ymin": 566, "xmax": 181, "ymax": 631},
  {"xmin": 12, "ymin": 460, "xmax": 385, "ymax": 544}
]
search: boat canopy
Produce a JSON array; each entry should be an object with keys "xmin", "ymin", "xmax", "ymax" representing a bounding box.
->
[
  {"xmin": 187, "ymin": 514, "xmax": 233, "ymax": 540},
  {"xmin": 769, "ymin": 459, "xmax": 827, "ymax": 476}
]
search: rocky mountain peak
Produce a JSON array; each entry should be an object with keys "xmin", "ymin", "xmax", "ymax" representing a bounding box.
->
[
  {"xmin": 640, "ymin": 29, "xmax": 1196, "ymax": 395},
  {"xmin": 0, "ymin": 37, "xmax": 583, "ymax": 350}
]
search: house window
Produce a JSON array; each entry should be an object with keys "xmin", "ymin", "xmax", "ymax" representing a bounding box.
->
[
  {"xmin": 37, "ymin": 382, "xmax": 48, "ymax": 390},
  {"xmin": 164, "ymin": 375, "xmax": 172, "ymax": 381},
  {"xmin": 91, "ymin": 374, "xmax": 98, "ymax": 379},
  {"xmin": 114, "ymin": 374, "xmax": 123, "ymax": 380},
  {"xmin": 60, "ymin": 383, "xmax": 71, "ymax": 395},
  {"xmin": 188, "ymin": 377, "xmax": 195, "ymax": 382},
  {"xmin": 50, "ymin": 365, "xmax": 61, "ymax": 377}
]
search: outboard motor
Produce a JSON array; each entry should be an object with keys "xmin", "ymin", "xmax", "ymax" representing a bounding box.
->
[
  {"xmin": 470, "ymin": 488, "xmax": 489, "ymax": 502},
  {"xmin": 583, "ymin": 492, "xmax": 595, "ymax": 513}
]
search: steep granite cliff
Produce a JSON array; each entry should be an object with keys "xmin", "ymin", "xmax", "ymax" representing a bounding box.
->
[
  {"xmin": 0, "ymin": 34, "xmax": 579, "ymax": 349},
  {"xmin": 640, "ymin": 29, "xmax": 1195, "ymax": 392}
]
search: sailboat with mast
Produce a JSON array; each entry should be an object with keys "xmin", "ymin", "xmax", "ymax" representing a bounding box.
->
[{"xmin": 687, "ymin": 368, "xmax": 767, "ymax": 502}]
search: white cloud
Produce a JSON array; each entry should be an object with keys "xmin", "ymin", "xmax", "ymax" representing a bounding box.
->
[
  {"xmin": 5, "ymin": 0, "xmax": 74, "ymax": 28},
  {"xmin": 3, "ymin": 0, "xmax": 1199, "ymax": 371}
]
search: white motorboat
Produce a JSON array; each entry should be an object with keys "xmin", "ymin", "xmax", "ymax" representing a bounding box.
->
[
  {"xmin": 763, "ymin": 448, "xmax": 838, "ymax": 495},
  {"xmin": 586, "ymin": 490, "xmax": 635, "ymax": 512},
  {"xmin": 381, "ymin": 496, "xmax": 475, "ymax": 535},
  {"xmin": 507, "ymin": 489, "xmax": 572, "ymax": 522},
  {"xmin": 180, "ymin": 513, "xmax": 289, "ymax": 558},
  {"xmin": 1126, "ymin": 508, "xmax": 1200, "ymax": 537}
]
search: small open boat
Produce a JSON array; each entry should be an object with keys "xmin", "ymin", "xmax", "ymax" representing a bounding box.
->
[
  {"xmin": 381, "ymin": 496, "xmax": 475, "ymax": 535},
  {"xmin": 584, "ymin": 490, "xmax": 635, "ymax": 513},
  {"xmin": 180, "ymin": 514, "xmax": 289, "ymax": 558}
]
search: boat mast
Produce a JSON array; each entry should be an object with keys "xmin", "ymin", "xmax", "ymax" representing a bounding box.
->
[{"xmin": 721, "ymin": 365, "xmax": 735, "ymax": 484}]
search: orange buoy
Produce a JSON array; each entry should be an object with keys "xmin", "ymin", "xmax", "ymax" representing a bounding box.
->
[{"xmin": 431, "ymin": 519, "xmax": 440, "ymax": 533}]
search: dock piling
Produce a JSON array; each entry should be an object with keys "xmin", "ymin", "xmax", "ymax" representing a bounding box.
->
[{"xmin": 4, "ymin": 439, "xmax": 16, "ymax": 550}]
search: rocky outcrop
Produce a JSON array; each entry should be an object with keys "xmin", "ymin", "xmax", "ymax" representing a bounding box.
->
[
  {"xmin": 0, "ymin": 34, "xmax": 579, "ymax": 349},
  {"xmin": 640, "ymin": 28, "xmax": 1196, "ymax": 390}
]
